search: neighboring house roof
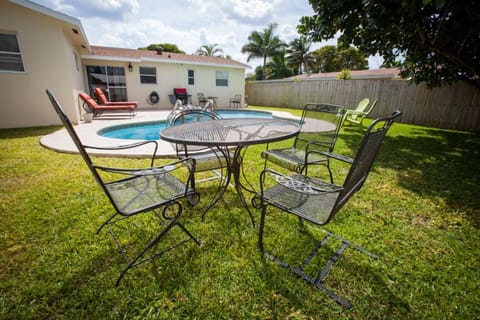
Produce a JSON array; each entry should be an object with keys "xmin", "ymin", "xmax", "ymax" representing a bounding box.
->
[
  {"xmin": 87, "ymin": 46, "xmax": 249, "ymax": 69},
  {"xmin": 9, "ymin": 0, "xmax": 90, "ymax": 53},
  {"xmin": 288, "ymin": 68, "xmax": 401, "ymax": 80}
]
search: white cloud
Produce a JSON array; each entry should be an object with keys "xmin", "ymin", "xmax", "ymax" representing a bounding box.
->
[{"xmin": 31, "ymin": 0, "xmax": 384, "ymax": 71}]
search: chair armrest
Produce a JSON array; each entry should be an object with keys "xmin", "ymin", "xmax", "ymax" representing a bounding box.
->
[
  {"xmin": 320, "ymin": 151, "xmax": 354, "ymax": 164},
  {"xmin": 345, "ymin": 110, "xmax": 367, "ymax": 117},
  {"xmin": 85, "ymin": 140, "xmax": 159, "ymax": 167},
  {"xmin": 94, "ymin": 157, "xmax": 196, "ymax": 177}
]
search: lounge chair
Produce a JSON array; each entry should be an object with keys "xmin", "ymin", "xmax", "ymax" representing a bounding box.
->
[
  {"xmin": 93, "ymin": 87, "xmax": 138, "ymax": 107},
  {"xmin": 343, "ymin": 98, "xmax": 377, "ymax": 128},
  {"xmin": 78, "ymin": 92, "xmax": 136, "ymax": 118}
]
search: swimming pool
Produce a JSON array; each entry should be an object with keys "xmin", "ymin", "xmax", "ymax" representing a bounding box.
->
[{"xmin": 98, "ymin": 109, "xmax": 275, "ymax": 140}]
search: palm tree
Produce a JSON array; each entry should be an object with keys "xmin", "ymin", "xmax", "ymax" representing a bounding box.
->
[
  {"xmin": 241, "ymin": 23, "xmax": 286, "ymax": 80},
  {"xmin": 286, "ymin": 36, "xmax": 314, "ymax": 74},
  {"xmin": 266, "ymin": 49, "xmax": 294, "ymax": 79},
  {"xmin": 196, "ymin": 43, "xmax": 224, "ymax": 57}
]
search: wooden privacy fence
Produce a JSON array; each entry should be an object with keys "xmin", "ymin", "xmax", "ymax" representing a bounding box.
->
[{"xmin": 245, "ymin": 79, "xmax": 480, "ymax": 132}]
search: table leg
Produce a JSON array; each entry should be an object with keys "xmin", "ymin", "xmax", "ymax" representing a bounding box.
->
[{"xmin": 231, "ymin": 146, "xmax": 256, "ymax": 228}]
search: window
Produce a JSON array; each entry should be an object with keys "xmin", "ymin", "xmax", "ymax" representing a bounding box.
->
[
  {"xmin": 139, "ymin": 66, "xmax": 157, "ymax": 84},
  {"xmin": 188, "ymin": 69, "xmax": 195, "ymax": 85},
  {"xmin": 216, "ymin": 71, "xmax": 228, "ymax": 86},
  {"xmin": 86, "ymin": 65, "xmax": 128, "ymax": 101},
  {"xmin": 0, "ymin": 33, "xmax": 24, "ymax": 72}
]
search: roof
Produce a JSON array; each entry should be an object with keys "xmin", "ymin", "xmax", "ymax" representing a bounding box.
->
[
  {"xmin": 288, "ymin": 68, "xmax": 401, "ymax": 80},
  {"xmin": 86, "ymin": 46, "xmax": 249, "ymax": 69}
]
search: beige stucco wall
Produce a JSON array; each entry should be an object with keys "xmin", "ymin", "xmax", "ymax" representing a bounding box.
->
[
  {"xmin": 82, "ymin": 58, "xmax": 245, "ymax": 109},
  {"xmin": 0, "ymin": 1, "xmax": 84, "ymax": 128}
]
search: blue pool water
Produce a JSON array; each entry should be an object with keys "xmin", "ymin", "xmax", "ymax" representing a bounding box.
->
[{"xmin": 99, "ymin": 109, "xmax": 274, "ymax": 140}]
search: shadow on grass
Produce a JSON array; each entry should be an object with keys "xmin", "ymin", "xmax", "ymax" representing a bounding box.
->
[
  {"xmin": 340, "ymin": 124, "xmax": 480, "ymax": 227},
  {"xmin": 0, "ymin": 126, "xmax": 61, "ymax": 139},
  {"xmin": 256, "ymin": 217, "xmax": 411, "ymax": 315}
]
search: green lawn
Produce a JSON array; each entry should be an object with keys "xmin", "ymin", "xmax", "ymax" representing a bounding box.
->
[{"xmin": 1, "ymin": 108, "xmax": 479, "ymax": 319}]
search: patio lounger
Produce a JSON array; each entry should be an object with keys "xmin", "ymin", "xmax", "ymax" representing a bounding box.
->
[
  {"xmin": 94, "ymin": 87, "xmax": 138, "ymax": 107},
  {"xmin": 78, "ymin": 92, "xmax": 136, "ymax": 118}
]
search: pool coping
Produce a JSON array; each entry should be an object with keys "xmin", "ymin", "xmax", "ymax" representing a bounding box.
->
[{"xmin": 40, "ymin": 109, "xmax": 298, "ymax": 158}]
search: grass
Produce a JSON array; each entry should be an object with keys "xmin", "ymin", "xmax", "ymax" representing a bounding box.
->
[{"xmin": 1, "ymin": 107, "xmax": 479, "ymax": 319}]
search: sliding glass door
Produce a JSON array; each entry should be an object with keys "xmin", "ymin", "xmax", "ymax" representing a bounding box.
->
[{"xmin": 86, "ymin": 66, "xmax": 127, "ymax": 101}]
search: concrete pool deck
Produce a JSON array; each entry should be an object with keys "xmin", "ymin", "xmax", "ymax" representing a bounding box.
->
[{"xmin": 40, "ymin": 109, "xmax": 298, "ymax": 158}]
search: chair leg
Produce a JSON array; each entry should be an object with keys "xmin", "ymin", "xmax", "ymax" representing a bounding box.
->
[
  {"xmin": 258, "ymin": 206, "xmax": 378, "ymax": 308},
  {"xmin": 99, "ymin": 202, "xmax": 201, "ymax": 286}
]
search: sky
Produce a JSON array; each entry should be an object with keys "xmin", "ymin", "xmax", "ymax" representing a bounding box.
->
[{"xmin": 32, "ymin": 0, "xmax": 383, "ymax": 73}]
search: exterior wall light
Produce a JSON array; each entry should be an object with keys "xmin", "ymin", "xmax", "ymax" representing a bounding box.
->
[{"xmin": 128, "ymin": 62, "xmax": 133, "ymax": 72}]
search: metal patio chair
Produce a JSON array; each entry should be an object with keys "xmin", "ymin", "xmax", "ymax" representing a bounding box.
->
[
  {"xmin": 197, "ymin": 92, "xmax": 208, "ymax": 107},
  {"xmin": 255, "ymin": 110, "xmax": 402, "ymax": 308},
  {"xmin": 261, "ymin": 103, "xmax": 345, "ymax": 183},
  {"xmin": 169, "ymin": 108, "xmax": 231, "ymax": 220},
  {"xmin": 46, "ymin": 89, "xmax": 201, "ymax": 286},
  {"xmin": 229, "ymin": 94, "xmax": 242, "ymax": 108}
]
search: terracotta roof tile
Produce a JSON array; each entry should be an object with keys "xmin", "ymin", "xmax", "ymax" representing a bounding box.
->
[
  {"xmin": 288, "ymin": 68, "xmax": 401, "ymax": 80},
  {"xmin": 89, "ymin": 45, "xmax": 248, "ymax": 69}
]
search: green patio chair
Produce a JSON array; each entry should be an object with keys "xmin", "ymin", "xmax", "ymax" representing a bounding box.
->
[
  {"xmin": 255, "ymin": 110, "xmax": 401, "ymax": 308},
  {"xmin": 343, "ymin": 98, "xmax": 377, "ymax": 128}
]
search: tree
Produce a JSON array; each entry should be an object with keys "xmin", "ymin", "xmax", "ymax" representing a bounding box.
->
[
  {"xmin": 266, "ymin": 51, "xmax": 294, "ymax": 79},
  {"xmin": 286, "ymin": 36, "xmax": 314, "ymax": 74},
  {"xmin": 312, "ymin": 45, "xmax": 340, "ymax": 73},
  {"xmin": 312, "ymin": 45, "xmax": 367, "ymax": 73},
  {"xmin": 298, "ymin": 0, "xmax": 480, "ymax": 88},
  {"xmin": 241, "ymin": 23, "xmax": 286, "ymax": 80},
  {"xmin": 138, "ymin": 43, "xmax": 185, "ymax": 54},
  {"xmin": 196, "ymin": 43, "xmax": 224, "ymax": 57}
]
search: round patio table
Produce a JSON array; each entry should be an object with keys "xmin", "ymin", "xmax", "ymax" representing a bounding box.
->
[{"xmin": 160, "ymin": 118, "xmax": 300, "ymax": 226}]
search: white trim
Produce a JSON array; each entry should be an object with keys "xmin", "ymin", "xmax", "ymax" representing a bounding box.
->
[{"xmin": 82, "ymin": 54, "xmax": 247, "ymax": 69}]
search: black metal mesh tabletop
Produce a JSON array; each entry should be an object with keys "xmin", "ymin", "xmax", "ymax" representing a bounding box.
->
[{"xmin": 160, "ymin": 118, "xmax": 300, "ymax": 147}]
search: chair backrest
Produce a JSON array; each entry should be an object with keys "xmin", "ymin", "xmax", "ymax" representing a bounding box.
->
[
  {"xmin": 295, "ymin": 103, "xmax": 346, "ymax": 153},
  {"xmin": 169, "ymin": 109, "xmax": 222, "ymax": 154},
  {"xmin": 197, "ymin": 92, "xmax": 206, "ymax": 101},
  {"xmin": 46, "ymin": 90, "xmax": 104, "ymax": 188},
  {"xmin": 233, "ymin": 94, "xmax": 241, "ymax": 102},
  {"xmin": 355, "ymin": 98, "xmax": 370, "ymax": 112},
  {"xmin": 94, "ymin": 87, "xmax": 109, "ymax": 104},
  {"xmin": 78, "ymin": 92, "xmax": 99, "ymax": 112},
  {"xmin": 331, "ymin": 110, "xmax": 402, "ymax": 217},
  {"xmin": 364, "ymin": 99, "xmax": 377, "ymax": 116}
]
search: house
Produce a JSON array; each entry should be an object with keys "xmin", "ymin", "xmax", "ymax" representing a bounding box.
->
[
  {"xmin": 287, "ymin": 68, "xmax": 401, "ymax": 81},
  {"xmin": 0, "ymin": 0, "xmax": 249, "ymax": 129}
]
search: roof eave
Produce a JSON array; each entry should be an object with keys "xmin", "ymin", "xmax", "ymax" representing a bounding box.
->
[{"xmin": 82, "ymin": 54, "xmax": 248, "ymax": 69}]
